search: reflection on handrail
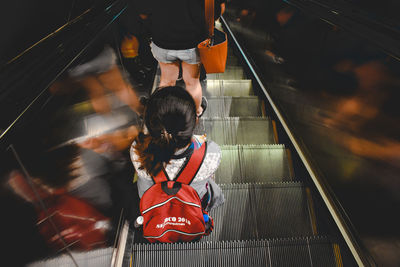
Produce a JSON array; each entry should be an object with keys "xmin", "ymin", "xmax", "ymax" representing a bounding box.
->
[{"xmin": 6, "ymin": 8, "xmax": 91, "ymax": 65}]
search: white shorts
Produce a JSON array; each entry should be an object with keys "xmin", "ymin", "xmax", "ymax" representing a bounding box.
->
[{"xmin": 150, "ymin": 42, "xmax": 201, "ymax": 64}]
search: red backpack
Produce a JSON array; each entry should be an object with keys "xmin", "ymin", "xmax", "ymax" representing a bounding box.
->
[{"xmin": 139, "ymin": 142, "xmax": 211, "ymax": 243}]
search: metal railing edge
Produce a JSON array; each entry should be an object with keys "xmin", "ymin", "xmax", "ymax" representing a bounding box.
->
[{"xmin": 112, "ymin": 220, "xmax": 130, "ymax": 267}]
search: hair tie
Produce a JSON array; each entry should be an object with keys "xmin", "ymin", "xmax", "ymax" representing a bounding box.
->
[{"xmin": 160, "ymin": 128, "xmax": 172, "ymax": 141}]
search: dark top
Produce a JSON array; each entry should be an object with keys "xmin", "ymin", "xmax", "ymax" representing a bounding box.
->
[{"xmin": 137, "ymin": 0, "xmax": 226, "ymax": 50}]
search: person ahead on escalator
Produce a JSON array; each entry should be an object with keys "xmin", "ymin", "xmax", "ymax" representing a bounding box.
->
[{"xmin": 135, "ymin": 0, "xmax": 226, "ymax": 117}]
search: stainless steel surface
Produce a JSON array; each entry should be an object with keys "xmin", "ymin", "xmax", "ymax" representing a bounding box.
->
[
  {"xmin": 207, "ymin": 66, "xmax": 245, "ymax": 80},
  {"xmin": 202, "ymin": 96, "xmax": 263, "ymax": 118},
  {"xmin": 216, "ymin": 145, "xmax": 292, "ymax": 183},
  {"xmin": 204, "ymin": 183, "xmax": 314, "ymax": 241},
  {"xmin": 131, "ymin": 237, "xmax": 338, "ymax": 267},
  {"xmin": 195, "ymin": 117, "xmax": 274, "ymax": 145},
  {"xmin": 204, "ymin": 80, "xmax": 253, "ymax": 97}
]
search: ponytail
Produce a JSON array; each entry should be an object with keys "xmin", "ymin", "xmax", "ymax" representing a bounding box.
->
[
  {"xmin": 134, "ymin": 130, "xmax": 177, "ymax": 177},
  {"xmin": 133, "ymin": 86, "xmax": 197, "ymax": 177}
]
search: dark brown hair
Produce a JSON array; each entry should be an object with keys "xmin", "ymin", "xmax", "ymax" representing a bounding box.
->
[{"xmin": 134, "ymin": 86, "xmax": 197, "ymax": 176}]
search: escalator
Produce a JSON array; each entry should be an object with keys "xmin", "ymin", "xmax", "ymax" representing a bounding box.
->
[{"xmin": 118, "ymin": 20, "xmax": 358, "ymax": 267}]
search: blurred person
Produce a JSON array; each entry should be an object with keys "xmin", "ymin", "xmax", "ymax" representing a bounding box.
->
[
  {"xmin": 79, "ymin": 125, "xmax": 140, "ymax": 154},
  {"xmin": 344, "ymin": 134, "xmax": 400, "ymax": 164},
  {"xmin": 6, "ymin": 144, "xmax": 114, "ymax": 251},
  {"xmin": 9, "ymin": 144, "xmax": 114, "ymax": 214},
  {"xmin": 137, "ymin": 0, "xmax": 226, "ymax": 117},
  {"xmin": 320, "ymin": 59, "xmax": 400, "ymax": 165},
  {"xmin": 121, "ymin": 34, "xmax": 140, "ymax": 60},
  {"xmin": 118, "ymin": 3, "xmax": 157, "ymax": 90},
  {"xmin": 77, "ymin": 124, "xmax": 143, "ymax": 224},
  {"xmin": 235, "ymin": 7, "xmax": 256, "ymax": 26},
  {"xmin": 67, "ymin": 44, "xmax": 144, "ymax": 115},
  {"xmin": 130, "ymin": 86, "xmax": 224, "ymax": 211},
  {"xmin": 276, "ymin": 6, "xmax": 295, "ymax": 27},
  {"xmin": 324, "ymin": 60, "xmax": 395, "ymax": 132}
]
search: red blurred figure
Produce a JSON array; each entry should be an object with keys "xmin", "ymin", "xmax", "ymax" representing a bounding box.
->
[
  {"xmin": 36, "ymin": 193, "xmax": 110, "ymax": 251},
  {"xmin": 7, "ymin": 157, "xmax": 111, "ymax": 252}
]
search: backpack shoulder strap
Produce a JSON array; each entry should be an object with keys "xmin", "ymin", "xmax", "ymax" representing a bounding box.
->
[
  {"xmin": 175, "ymin": 141, "xmax": 207, "ymax": 185},
  {"xmin": 153, "ymin": 168, "xmax": 169, "ymax": 184}
]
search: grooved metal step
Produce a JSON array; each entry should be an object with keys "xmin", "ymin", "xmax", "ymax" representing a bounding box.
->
[
  {"xmin": 131, "ymin": 237, "xmax": 340, "ymax": 267},
  {"xmin": 207, "ymin": 66, "xmax": 245, "ymax": 80},
  {"xmin": 216, "ymin": 145, "xmax": 293, "ymax": 183},
  {"xmin": 202, "ymin": 96, "xmax": 264, "ymax": 118},
  {"xmin": 204, "ymin": 183, "xmax": 314, "ymax": 241},
  {"xmin": 195, "ymin": 117, "xmax": 274, "ymax": 145},
  {"xmin": 204, "ymin": 80, "xmax": 253, "ymax": 97},
  {"xmin": 27, "ymin": 247, "xmax": 113, "ymax": 267}
]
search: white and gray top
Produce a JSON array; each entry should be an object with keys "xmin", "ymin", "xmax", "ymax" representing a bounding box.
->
[{"xmin": 130, "ymin": 135, "xmax": 224, "ymax": 210}]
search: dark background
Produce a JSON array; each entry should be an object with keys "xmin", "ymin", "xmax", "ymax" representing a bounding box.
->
[{"xmin": 0, "ymin": 0, "xmax": 103, "ymax": 64}]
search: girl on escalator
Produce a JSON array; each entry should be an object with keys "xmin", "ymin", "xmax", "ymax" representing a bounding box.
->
[{"xmin": 130, "ymin": 86, "xmax": 224, "ymax": 212}]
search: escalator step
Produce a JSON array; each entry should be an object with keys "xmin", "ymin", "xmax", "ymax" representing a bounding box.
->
[
  {"xmin": 204, "ymin": 182, "xmax": 314, "ymax": 241},
  {"xmin": 205, "ymin": 79, "xmax": 253, "ymax": 97},
  {"xmin": 195, "ymin": 117, "xmax": 274, "ymax": 145},
  {"xmin": 226, "ymin": 53, "xmax": 239, "ymax": 66},
  {"xmin": 28, "ymin": 247, "xmax": 113, "ymax": 267},
  {"xmin": 216, "ymin": 145, "xmax": 292, "ymax": 183},
  {"xmin": 207, "ymin": 66, "xmax": 245, "ymax": 80},
  {"xmin": 202, "ymin": 96, "xmax": 264, "ymax": 118},
  {"xmin": 131, "ymin": 237, "xmax": 339, "ymax": 267}
]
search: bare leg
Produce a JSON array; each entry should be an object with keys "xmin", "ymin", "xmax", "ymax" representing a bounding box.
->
[
  {"xmin": 182, "ymin": 61, "xmax": 202, "ymax": 115},
  {"xmin": 159, "ymin": 61, "xmax": 180, "ymax": 87},
  {"xmin": 97, "ymin": 65, "xmax": 143, "ymax": 114}
]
